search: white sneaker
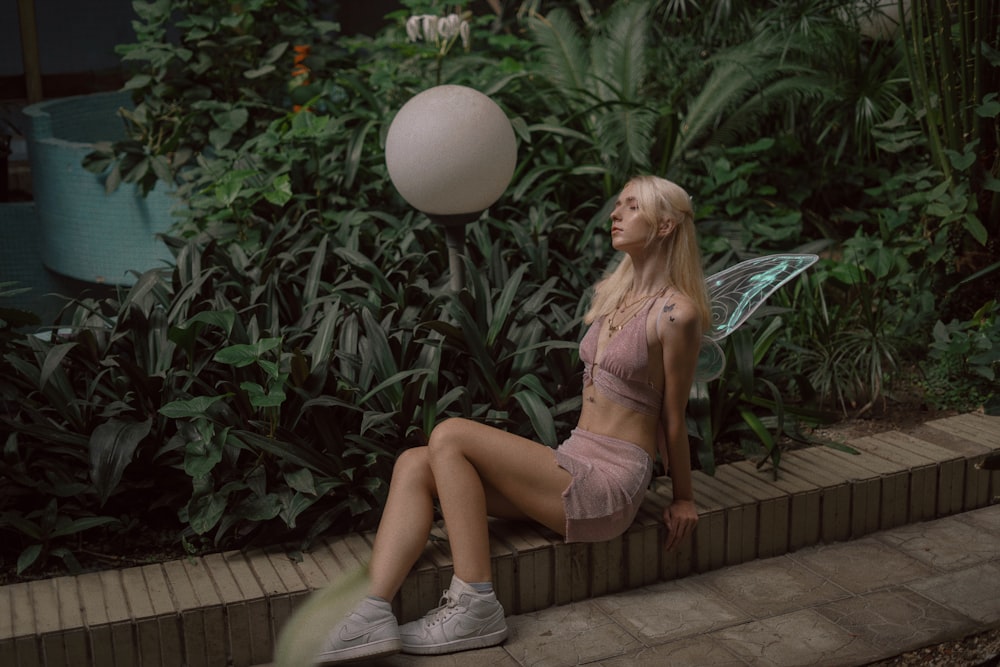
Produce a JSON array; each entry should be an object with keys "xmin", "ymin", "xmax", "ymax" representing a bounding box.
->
[
  {"xmin": 316, "ymin": 597, "xmax": 402, "ymax": 664},
  {"xmin": 399, "ymin": 576, "xmax": 508, "ymax": 655}
]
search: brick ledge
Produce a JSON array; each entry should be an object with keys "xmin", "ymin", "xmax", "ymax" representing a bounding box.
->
[{"xmin": 3, "ymin": 412, "xmax": 999, "ymax": 667}]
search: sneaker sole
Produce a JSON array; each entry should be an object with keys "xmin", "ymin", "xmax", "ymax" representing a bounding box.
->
[
  {"xmin": 316, "ymin": 637, "xmax": 402, "ymax": 664},
  {"xmin": 400, "ymin": 627, "xmax": 508, "ymax": 655}
]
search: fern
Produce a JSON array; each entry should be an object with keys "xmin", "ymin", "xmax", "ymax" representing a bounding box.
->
[
  {"xmin": 528, "ymin": 9, "xmax": 590, "ymax": 95},
  {"xmin": 675, "ymin": 31, "xmax": 822, "ymax": 161}
]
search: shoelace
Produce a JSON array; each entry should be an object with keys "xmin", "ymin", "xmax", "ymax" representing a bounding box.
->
[{"xmin": 425, "ymin": 589, "xmax": 461, "ymax": 626}]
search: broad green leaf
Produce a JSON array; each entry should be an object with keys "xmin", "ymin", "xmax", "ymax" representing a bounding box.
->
[
  {"xmin": 241, "ymin": 380, "xmax": 286, "ymax": 408},
  {"xmin": 215, "ymin": 171, "xmax": 245, "ymax": 205},
  {"xmin": 738, "ymin": 406, "xmax": 776, "ymax": 452},
  {"xmin": 244, "ymin": 64, "xmax": 276, "ymax": 79},
  {"xmin": 187, "ymin": 493, "xmax": 227, "ymax": 534},
  {"xmin": 257, "ymin": 359, "xmax": 280, "ymax": 380},
  {"xmin": 513, "ymin": 390, "xmax": 556, "ymax": 446},
  {"xmin": 235, "ymin": 494, "xmax": 282, "ymax": 521},
  {"xmin": 962, "ymin": 215, "xmax": 989, "ymax": 245},
  {"xmin": 284, "ymin": 468, "xmax": 317, "ymax": 495},
  {"xmin": 50, "ymin": 515, "xmax": 120, "ymax": 539},
  {"xmin": 0, "ymin": 511, "xmax": 42, "ymax": 539},
  {"xmin": 159, "ymin": 395, "xmax": 226, "ymax": 418},
  {"xmin": 212, "ymin": 107, "xmax": 249, "ymax": 132},
  {"xmin": 944, "ymin": 148, "xmax": 976, "ymax": 171},
  {"xmin": 184, "ymin": 429, "xmax": 225, "ymax": 477},
  {"xmin": 89, "ymin": 418, "xmax": 152, "ymax": 506},
  {"xmin": 263, "ymin": 174, "xmax": 293, "ymax": 206},
  {"xmin": 16, "ymin": 544, "xmax": 42, "ymax": 574},
  {"xmin": 278, "ymin": 489, "xmax": 319, "ymax": 528},
  {"xmin": 39, "ymin": 342, "xmax": 78, "ymax": 392},
  {"xmin": 215, "ymin": 338, "xmax": 282, "ymax": 366}
]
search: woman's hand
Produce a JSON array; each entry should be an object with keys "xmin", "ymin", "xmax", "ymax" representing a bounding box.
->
[{"xmin": 662, "ymin": 499, "xmax": 698, "ymax": 551}]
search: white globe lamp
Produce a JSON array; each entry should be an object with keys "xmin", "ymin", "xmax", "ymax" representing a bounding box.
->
[{"xmin": 386, "ymin": 85, "xmax": 517, "ymax": 290}]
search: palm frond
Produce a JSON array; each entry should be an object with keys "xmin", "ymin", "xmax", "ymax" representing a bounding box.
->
[
  {"xmin": 528, "ymin": 9, "xmax": 591, "ymax": 96},
  {"xmin": 704, "ymin": 73, "xmax": 828, "ymax": 150},
  {"xmin": 595, "ymin": 101, "xmax": 657, "ymax": 170},
  {"xmin": 592, "ymin": 1, "xmax": 650, "ymax": 102},
  {"xmin": 675, "ymin": 31, "xmax": 816, "ymax": 159}
]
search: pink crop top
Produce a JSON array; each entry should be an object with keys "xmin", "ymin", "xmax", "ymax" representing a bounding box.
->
[{"xmin": 580, "ymin": 298, "xmax": 663, "ymax": 416}]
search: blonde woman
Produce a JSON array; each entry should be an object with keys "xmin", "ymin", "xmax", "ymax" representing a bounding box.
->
[{"xmin": 318, "ymin": 175, "xmax": 709, "ymax": 664}]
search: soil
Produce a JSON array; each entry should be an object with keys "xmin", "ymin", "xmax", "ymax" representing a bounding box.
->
[
  {"xmin": 795, "ymin": 400, "xmax": 957, "ymax": 444},
  {"xmin": 865, "ymin": 627, "xmax": 1000, "ymax": 666}
]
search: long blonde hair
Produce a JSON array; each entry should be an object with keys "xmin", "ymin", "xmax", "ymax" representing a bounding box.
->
[{"xmin": 584, "ymin": 175, "xmax": 711, "ymax": 331}]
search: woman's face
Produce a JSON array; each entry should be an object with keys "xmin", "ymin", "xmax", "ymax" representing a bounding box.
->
[{"xmin": 610, "ymin": 183, "xmax": 650, "ymax": 251}]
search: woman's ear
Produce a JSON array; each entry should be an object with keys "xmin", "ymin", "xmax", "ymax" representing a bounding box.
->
[{"xmin": 657, "ymin": 218, "xmax": 676, "ymax": 238}]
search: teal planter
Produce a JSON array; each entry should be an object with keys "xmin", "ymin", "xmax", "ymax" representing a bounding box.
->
[{"xmin": 23, "ymin": 91, "xmax": 176, "ymax": 285}]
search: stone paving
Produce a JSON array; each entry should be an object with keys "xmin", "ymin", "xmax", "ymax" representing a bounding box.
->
[{"xmin": 315, "ymin": 504, "xmax": 1000, "ymax": 667}]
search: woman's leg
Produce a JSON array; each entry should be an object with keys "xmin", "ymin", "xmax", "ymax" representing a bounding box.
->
[
  {"xmin": 426, "ymin": 418, "xmax": 572, "ymax": 585},
  {"xmin": 368, "ymin": 419, "xmax": 572, "ymax": 598},
  {"xmin": 367, "ymin": 447, "xmax": 437, "ymax": 600}
]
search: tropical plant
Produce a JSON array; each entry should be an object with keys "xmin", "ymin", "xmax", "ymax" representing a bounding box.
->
[
  {"xmin": 921, "ymin": 300, "xmax": 1000, "ymax": 413},
  {"xmin": 519, "ymin": 2, "xmax": 656, "ymax": 197},
  {"xmin": 757, "ymin": 0, "xmax": 910, "ymax": 162},
  {"xmin": 10, "ymin": 0, "xmax": 988, "ymax": 579},
  {"xmin": 687, "ymin": 306, "xmax": 839, "ymax": 478},
  {"xmin": 0, "ymin": 191, "xmax": 602, "ymax": 574},
  {"xmin": 84, "ymin": 0, "xmax": 343, "ymax": 197},
  {"xmin": 0, "ymin": 282, "xmax": 39, "ymax": 370},
  {"xmin": 897, "ymin": 0, "xmax": 1000, "ymax": 239}
]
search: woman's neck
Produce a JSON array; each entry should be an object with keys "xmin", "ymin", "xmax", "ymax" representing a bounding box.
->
[{"xmin": 627, "ymin": 252, "xmax": 669, "ymax": 297}]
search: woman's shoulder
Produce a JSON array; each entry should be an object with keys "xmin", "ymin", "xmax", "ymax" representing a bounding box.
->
[{"xmin": 654, "ymin": 291, "xmax": 702, "ymax": 340}]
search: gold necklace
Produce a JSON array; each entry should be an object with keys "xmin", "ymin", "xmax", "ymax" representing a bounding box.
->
[{"xmin": 606, "ymin": 287, "xmax": 667, "ymax": 338}]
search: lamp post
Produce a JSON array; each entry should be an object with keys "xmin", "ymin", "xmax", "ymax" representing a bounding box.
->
[{"xmin": 385, "ymin": 85, "xmax": 517, "ymax": 291}]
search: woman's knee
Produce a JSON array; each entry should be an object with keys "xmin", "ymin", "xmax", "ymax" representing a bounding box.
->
[
  {"xmin": 426, "ymin": 417, "xmax": 472, "ymax": 458},
  {"xmin": 392, "ymin": 446, "xmax": 433, "ymax": 487}
]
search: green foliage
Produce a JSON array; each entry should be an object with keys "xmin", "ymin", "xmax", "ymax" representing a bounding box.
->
[
  {"xmin": 0, "ymin": 282, "xmax": 40, "ymax": 386},
  {"xmin": 0, "ymin": 203, "xmax": 589, "ymax": 573},
  {"xmin": 775, "ymin": 246, "xmax": 918, "ymax": 416},
  {"xmin": 0, "ymin": 498, "xmax": 120, "ymax": 575},
  {"xmin": 6, "ymin": 0, "xmax": 1000, "ymax": 577},
  {"xmin": 688, "ymin": 314, "xmax": 836, "ymax": 478},
  {"xmin": 84, "ymin": 0, "xmax": 342, "ymax": 197},
  {"xmin": 921, "ymin": 301, "xmax": 1000, "ymax": 412},
  {"xmin": 899, "ymin": 0, "xmax": 1000, "ymax": 236}
]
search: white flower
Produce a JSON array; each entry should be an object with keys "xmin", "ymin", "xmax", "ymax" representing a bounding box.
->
[
  {"xmin": 404, "ymin": 12, "xmax": 471, "ymax": 51},
  {"xmin": 460, "ymin": 21, "xmax": 471, "ymax": 49},
  {"xmin": 421, "ymin": 15, "xmax": 437, "ymax": 43},
  {"xmin": 405, "ymin": 15, "xmax": 422, "ymax": 42},
  {"xmin": 438, "ymin": 14, "xmax": 462, "ymax": 40}
]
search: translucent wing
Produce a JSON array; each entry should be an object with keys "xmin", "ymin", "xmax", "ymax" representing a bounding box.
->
[
  {"xmin": 696, "ymin": 253, "xmax": 818, "ymax": 382},
  {"xmin": 706, "ymin": 254, "xmax": 818, "ymax": 341},
  {"xmin": 695, "ymin": 338, "xmax": 726, "ymax": 384}
]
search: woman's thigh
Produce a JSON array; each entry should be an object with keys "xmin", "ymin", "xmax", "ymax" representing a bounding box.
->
[{"xmin": 428, "ymin": 418, "xmax": 572, "ymax": 535}]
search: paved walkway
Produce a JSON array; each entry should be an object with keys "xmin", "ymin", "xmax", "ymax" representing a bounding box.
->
[{"xmin": 357, "ymin": 504, "xmax": 1000, "ymax": 666}]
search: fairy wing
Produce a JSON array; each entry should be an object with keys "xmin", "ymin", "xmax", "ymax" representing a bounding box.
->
[
  {"xmin": 696, "ymin": 337, "xmax": 727, "ymax": 384},
  {"xmin": 696, "ymin": 253, "xmax": 818, "ymax": 382}
]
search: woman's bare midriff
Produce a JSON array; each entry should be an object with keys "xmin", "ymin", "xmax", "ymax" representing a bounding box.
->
[{"xmin": 576, "ymin": 384, "xmax": 659, "ymax": 460}]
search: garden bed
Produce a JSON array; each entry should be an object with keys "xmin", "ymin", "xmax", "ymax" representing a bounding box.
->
[{"xmin": 0, "ymin": 398, "xmax": 969, "ymax": 587}]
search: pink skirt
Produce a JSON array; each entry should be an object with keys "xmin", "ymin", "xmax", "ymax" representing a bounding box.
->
[{"xmin": 554, "ymin": 428, "xmax": 654, "ymax": 543}]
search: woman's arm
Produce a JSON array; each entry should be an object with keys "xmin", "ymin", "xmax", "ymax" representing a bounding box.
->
[{"xmin": 656, "ymin": 298, "xmax": 702, "ymax": 551}]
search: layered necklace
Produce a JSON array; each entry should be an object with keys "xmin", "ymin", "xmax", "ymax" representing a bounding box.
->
[{"xmin": 607, "ymin": 286, "xmax": 668, "ymax": 338}]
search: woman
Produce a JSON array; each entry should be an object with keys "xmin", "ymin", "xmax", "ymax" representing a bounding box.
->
[{"xmin": 318, "ymin": 175, "xmax": 710, "ymax": 664}]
